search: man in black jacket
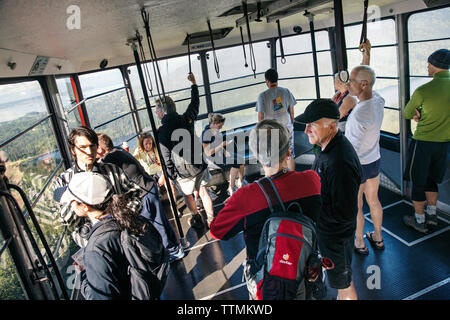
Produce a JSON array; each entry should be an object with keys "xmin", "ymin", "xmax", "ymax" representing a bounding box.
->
[
  {"xmin": 96, "ymin": 133, "xmax": 185, "ymax": 262},
  {"xmin": 295, "ymin": 99, "xmax": 362, "ymax": 300},
  {"xmin": 156, "ymin": 73, "xmax": 213, "ymax": 228}
]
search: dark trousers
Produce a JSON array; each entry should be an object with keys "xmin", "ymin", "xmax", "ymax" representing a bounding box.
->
[{"xmin": 140, "ymin": 184, "xmax": 179, "ymax": 253}]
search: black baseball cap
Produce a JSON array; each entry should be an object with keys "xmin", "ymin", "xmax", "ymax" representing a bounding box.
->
[{"xmin": 295, "ymin": 99, "xmax": 340, "ymax": 124}]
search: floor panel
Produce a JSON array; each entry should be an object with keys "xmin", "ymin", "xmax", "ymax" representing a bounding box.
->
[{"xmin": 162, "ymin": 182, "xmax": 450, "ymax": 300}]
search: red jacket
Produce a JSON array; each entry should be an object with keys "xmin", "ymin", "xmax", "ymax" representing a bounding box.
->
[{"xmin": 210, "ymin": 170, "xmax": 322, "ymax": 259}]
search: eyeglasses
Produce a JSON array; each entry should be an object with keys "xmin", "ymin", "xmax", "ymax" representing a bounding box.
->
[{"xmin": 348, "ymin": 78, "xmax": 368, "ymax": 84}]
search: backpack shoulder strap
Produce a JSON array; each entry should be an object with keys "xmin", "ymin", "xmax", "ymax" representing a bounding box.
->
[{"xmin": 256, "ymin": 176, "xmax": 286, "ymax": 214}]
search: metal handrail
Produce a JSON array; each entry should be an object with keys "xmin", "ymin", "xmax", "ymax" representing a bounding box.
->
[
  {"xmin": 6, "ymin": 184, "xmax": 70, "ymax": 300},
  {"xmin": 0, "ymin": 190, "xmax": 62, "ymax": 300},
  {"xmin": 64, "ymin": 86, "xmax": 128, "ymax": 115},
  {"xmin": 0, "ymin": 115, "xmax": 52, "ymax": 149}
]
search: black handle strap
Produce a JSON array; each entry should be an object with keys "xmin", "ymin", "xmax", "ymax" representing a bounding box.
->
[
  {"xmin": 239, "ymin": 26, "xmax": 249, "ymax": 68},
  {"xmin": 187, "ymin": 33, "xmax": 192, "ymax": 74},
  {"xmin": 207, "ymin": 19, "xmax": 220, "ymax": 79},
  {"xmin": 359, "ymin": 0, "xmax": 369, "ymax": 52},
  {"xmin": 276, "ymin": 20, "xmax": 286, "ymax": 64},
  {"xmin": 243, "ymin": 1, "xmax": 257, "ymax": 78}
]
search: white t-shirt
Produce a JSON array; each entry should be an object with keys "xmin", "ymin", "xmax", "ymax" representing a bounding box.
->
[
  {"xmin": 256, "ymin": 86, "xmax": 296, "ymax": 132},
  {"xmin": 345, "ymin": 91, "xmax": 385, "ymax": 165}
]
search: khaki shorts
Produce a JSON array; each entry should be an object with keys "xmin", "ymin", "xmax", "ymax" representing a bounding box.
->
[{"xmin": 173, "ymin": 169, "xmax": 211, "ymax": 195}]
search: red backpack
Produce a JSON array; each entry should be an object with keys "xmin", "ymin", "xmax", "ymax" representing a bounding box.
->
[{"xmin": 243, "ymin": 176, "xmax": 333, "ymax": 300}]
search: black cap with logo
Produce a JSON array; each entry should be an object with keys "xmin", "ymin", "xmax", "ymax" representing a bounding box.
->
[{"xmin": 295, "ymin": 99, "xmax": 340, "ymax": 124}]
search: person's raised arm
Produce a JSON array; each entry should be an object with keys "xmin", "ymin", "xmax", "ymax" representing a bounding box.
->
[
  {"xmin": 361, "ymin": 39, "xmax": 371, "ymax": 66},
  {"xmin": 182, "ymin": 73, "xmax": 200, "ymax": 124}
]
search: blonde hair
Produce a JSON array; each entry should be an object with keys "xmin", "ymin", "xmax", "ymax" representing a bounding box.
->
[{"xmin": 208, "ymin": 113, "xmax": 225, "ymax": 124}]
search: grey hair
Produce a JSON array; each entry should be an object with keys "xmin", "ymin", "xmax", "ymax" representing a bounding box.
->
[
  {"xmin": 155, "ymin": 96, "xmax": 176, "ymax": 114},
  {"xmin": 249, "ymin": 119, "xmax": 290, "ymax": 167},
  {"xmin": 352, "ymin": 65, "xmax": 376, "ymax": 87}
]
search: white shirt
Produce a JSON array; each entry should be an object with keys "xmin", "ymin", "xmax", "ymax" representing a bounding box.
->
[{"xmin": 345, "ymin": 91, "xmax": 385, "ymax": 165}]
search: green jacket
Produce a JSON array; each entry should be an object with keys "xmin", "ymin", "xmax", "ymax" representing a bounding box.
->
[{"xmin": 404, "ymin": 71, "xmax": 450, "ymax": 142}]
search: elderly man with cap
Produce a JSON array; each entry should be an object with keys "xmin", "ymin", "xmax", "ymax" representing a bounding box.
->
[
  {"xmin": 403, "ymin": 49, "xmax": 450, "ymax": 233},
  {"xmin": 295, "ymin": 99, "xmax": 362, "ymax": 300}
]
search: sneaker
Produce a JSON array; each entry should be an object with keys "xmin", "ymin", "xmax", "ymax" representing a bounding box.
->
[
  {"xmin": 425, "ymin": 213, "xmax": 438, "ymax": 226},
  {"xmin": 188, "ymin": 213, "xmax": 204, "ymax": 229},
  {"xmin": 403, "ymin": 215, "xmax": 428, "ymax": 233},
  {"xmin": 169, "ymin": 246, "xmax": 186, "ymax": 263}
]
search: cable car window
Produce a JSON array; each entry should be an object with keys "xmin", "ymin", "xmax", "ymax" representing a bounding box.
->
[
  {"xmin": 408, "ymin": 7, "xmax": 450, "ymax": 135},
  {"xmin": 0, "ymin": 81, "xmax": 71, "ymax": 299},
  {"xmin": 278, "ymin": 78, "xmax": 318, "ymax": 116},
  {"xmin": 79, "ymin": 69, "xmax": 137, "ymax": 147},
  {"xmin": 345, "ymin": 18, "xmax": 399, "ymax": 135},
  {"xmin": 194, "ymin": 108, "xmax": 258, "ymax": 138},
  {"xmin": 345, "ymin": 18, "xmax": 397, "ymax": 47},
  {"xmin": 408, "ymin": 7, "xmax": 450, "ymax": 42},
  {"xmin": 210, "ymin": 75, "xmax": 267, "ymax": 111},
  {"xmin": 276, "ymin": 31, "xmax": 333, "ymax": 116},
  {"xmin": 55, "ymin": 77, "xmax": 83, "ymax": 130},
  {"xmin": 207, "ymin": 42, "xmax": 270, "ymax": 112},
  {"xmin": 128, "ymin": 55, "xmax": 207, "ymax": 116},
  {"xmin": 207, "ymin": 42, "xmax": 270, "ymax": 82},
  {"xmin": 0, "ymin": 81, "xmax": 48, "ymax": 143}
]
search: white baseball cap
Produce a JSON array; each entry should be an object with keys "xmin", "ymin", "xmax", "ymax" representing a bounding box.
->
[{"xmin": 59, "ymin": 172, "xmax": 114, "ymax": 206}]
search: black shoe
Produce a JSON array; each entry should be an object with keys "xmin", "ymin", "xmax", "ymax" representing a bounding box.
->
[
  {"xmin": 425, "ymin": 213, "xmax": 438, "ymax": 226},
  {"xmin": 403, "ymin": 215, "xmax": 428, "ymax": 233},
  {"xmin": 188, "ymin": 213, "xmax": 204, "ymax": 229}
]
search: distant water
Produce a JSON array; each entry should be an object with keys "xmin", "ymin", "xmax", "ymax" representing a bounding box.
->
[{"xmin": 0, "ymin": 97, "xmax": 47, "ymax": 123}]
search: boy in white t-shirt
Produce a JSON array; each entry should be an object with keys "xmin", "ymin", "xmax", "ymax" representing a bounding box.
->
[{"xmin": 256, "ymin": 68, "xmax": 297, "ymax": 171}]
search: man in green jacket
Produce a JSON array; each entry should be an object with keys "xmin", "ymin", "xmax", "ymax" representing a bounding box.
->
[{"xmin": 403, "ymin": 49, "xmax": 450, "ymax": 233}]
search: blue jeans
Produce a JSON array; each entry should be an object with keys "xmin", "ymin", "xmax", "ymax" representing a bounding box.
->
[{"xmin": 140, "ymin": 184, "xmax": 179, "ymax": 253}]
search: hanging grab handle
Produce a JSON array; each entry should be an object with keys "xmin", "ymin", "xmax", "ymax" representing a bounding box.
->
[
  {"xmin": 359, "ymin": 0, "xmax": 369, "ymax": 52},
  {"xmin": 141, "ymin": 8, "xmax": 166, "ymax": 100},
  {"xmin": 239, "ymin": 26, "xmax": 249, "ymax": 68},
  {"xmin": 207, "ymin": 19, "xmax": 220, "ymax": 79},
  {"xmin": 276, "ymin": 19, "xmax": 286, "ymax": 64},
  {"xmin": 243, "ymin": 1, "xmax": 257, "ymax": 78}
]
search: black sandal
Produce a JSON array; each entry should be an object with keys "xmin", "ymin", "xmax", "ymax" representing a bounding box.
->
[
  {"xmin": 354, "ymin": 246, "xmax": 369, "ymax": 256},
  {"xmin": 366, "ymin": 232, "xmax": 385, "ymax": 250}
]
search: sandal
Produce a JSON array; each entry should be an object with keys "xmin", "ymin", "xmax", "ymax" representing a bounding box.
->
[
  {"xmin": 354, "ymin": 246, "xmax": 369, "ymax": 256},
  {"xmin": 366, "ymin": 231, "xmax": 385, "ymax": 250}
]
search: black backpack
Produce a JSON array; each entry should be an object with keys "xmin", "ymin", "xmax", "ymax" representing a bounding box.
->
[
  {"xmin": 243, "ymin": 177, "xmax": 332, "ymax": 300},
  {"xmin": 98, "ymin": 218, "xmax": 170, "ymax": 300}
]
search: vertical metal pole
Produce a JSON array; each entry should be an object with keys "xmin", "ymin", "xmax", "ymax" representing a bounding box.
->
[
  {"xmin": 328, "ymin": 27, "xmax": 338, "ymax": 75},
  {"xmin": 270, "ymin": 38, "xmax": 277, "ymax": 71},
  {"xmin": 70, "ymin": 75, "xmax": 91, "ymax": 128},
  {"xmin": 130, "ymin": 43, "xmax": 187, "ymax": 245},
  {"xmin": 41, "ymin": 76, "xmax": 72, "ymax": 169},
  {"xmin": 200, "ymin": 51, "xmax": 214, "ymax": 114},
  {"xmin": 396, "ymin": 13, "xmax": 411, "ymax": 196},
  {"xmin": 307, "ymin": 13, "xmax": 321, "ymax": 99},
  {"xmin": 120, "ymin": 66, "xmax": 142, "ymax": 135}
]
